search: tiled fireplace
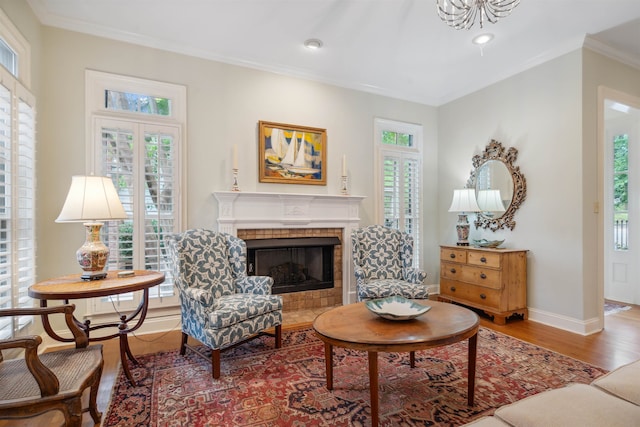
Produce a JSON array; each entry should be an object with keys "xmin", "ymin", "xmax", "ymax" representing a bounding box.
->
[{"xmin": 213, "ymin": 191, "xmax": 365, "ymax": 309}]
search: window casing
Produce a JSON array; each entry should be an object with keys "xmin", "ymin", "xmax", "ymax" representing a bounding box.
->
[
  {"xmin": 374, "ymin": 118, "xmax": 423, "ymax": 265},
  {"xmin": 86, "ymin": 71, "xmax": 185, "ymax": 315}
]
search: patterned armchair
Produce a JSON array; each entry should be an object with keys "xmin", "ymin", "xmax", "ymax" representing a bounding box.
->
[
  {"xmin": 352, "ymin": 225, "xmax": 429, "ymax": 302},
  {"xmin": 166, "ymin": 229, "xmax": 283, "ymax": 379}
]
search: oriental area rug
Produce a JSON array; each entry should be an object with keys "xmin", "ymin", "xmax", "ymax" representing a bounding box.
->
[{"xmin": 104, "ymin": 327, "xmax": 607, "ymax": 427}]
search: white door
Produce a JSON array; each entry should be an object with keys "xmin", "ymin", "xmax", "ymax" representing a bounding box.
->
[{"xmin": 604, "ymin": 99, "xmax": 640, "ymax": 304}]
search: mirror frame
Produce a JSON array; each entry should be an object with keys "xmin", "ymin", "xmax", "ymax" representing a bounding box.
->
[{"xmin": 466, "ymin": 140, "xmax": 527, "ymax": 231}]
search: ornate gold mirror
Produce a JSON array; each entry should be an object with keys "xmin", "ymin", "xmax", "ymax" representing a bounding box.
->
[{"xmin": 466, "ymin": 140, "xmax": 527, "ymax": 231}]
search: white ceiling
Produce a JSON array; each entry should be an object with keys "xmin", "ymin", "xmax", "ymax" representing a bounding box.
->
[{"xmin": 26, "ymin": 0, "xmax": 640, "ymax": 106}]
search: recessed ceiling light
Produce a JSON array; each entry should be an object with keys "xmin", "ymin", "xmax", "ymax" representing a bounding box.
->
[
  {"xmin": 472, "ymin": 33, "xmax": 494, "ymax": 45},
  {"xmin": 304, "ymin": 39, "xmax": 323, "ymax": 50}
]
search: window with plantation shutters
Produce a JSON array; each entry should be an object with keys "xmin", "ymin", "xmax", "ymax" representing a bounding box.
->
[
  {"xmin": 86, "ymin": 71, "xmax": 185, "ymax": 315},
  {"xmin": 375, "ymin": 118, "xmax": 423, "ymax": 265},
  {"xmin": 0, "ymin": 65, "xmax": 36, "ymax": 340}
]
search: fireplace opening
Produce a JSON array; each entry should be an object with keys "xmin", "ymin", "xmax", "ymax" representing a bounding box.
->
[{"xmin": 246, "ymin": 237, "xmax": 340, "ymax": 295}]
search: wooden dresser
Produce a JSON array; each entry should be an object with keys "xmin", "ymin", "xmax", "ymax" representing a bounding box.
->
[{"xmin": 439, "ymin": 245, "xmax": 528, "ymax": 324}]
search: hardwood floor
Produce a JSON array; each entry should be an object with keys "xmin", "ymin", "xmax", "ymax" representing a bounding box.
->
[{"xmin": 4, "ymin": 303, "xmax": 640, "ymax": 426}]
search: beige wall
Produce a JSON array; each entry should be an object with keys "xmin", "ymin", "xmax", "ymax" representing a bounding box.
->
[{"xmin": 438, "ymin": 51, "xmax": 586, "ymax": 328}]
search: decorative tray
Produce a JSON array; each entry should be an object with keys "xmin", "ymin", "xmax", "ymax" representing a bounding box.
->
[
  {"xmin": 365, "ymin": 296, "xmax": 431, "ymax": 321},
  {"xmin": 472, "ymin": 239, "xmax": 505, "ymax": 248}
]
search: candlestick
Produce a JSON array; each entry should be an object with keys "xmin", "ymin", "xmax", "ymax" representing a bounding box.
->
[
  {"xmin": 340, "ymin": 175, "xmax": 348, "ymax": 195},
  {"xmin": 231, "ymin": 168, "xmax": 240, "ymax": 192},
  {"xmin": 342, "ymin": 155, "xmax": 347, "ymax": 176}
]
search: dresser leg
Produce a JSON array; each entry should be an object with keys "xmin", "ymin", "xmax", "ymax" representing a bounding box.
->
[{"xmin": 492, "ymin": 314, "xmax": 507, "ymax": 325}]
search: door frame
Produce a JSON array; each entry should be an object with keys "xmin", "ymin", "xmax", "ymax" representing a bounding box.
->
[{"xmin": 598, "ymin": 86, "xmax": 640, "ymax": 329}]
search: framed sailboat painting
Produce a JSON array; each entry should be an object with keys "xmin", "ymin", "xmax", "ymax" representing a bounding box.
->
[{"xmin": 258, "ymin": 121, "xmax": 327, "ymax": 185}]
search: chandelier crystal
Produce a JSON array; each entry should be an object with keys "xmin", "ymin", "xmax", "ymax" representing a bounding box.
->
[{"xmin": 437, "ymin": 0, "xmax": 520, "ymax": 30}]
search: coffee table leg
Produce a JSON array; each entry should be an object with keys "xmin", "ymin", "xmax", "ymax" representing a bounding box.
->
[
  {"xmin": 368, "ymin": 351, "xmax": 379, "ymax": 427},
  {"xmin": 468, "ymin": 332, "xmax": 478, "ymax": 406},
  {"xmin": 324, "ymin": 343, "xmax": 334, "ymax": 390}
]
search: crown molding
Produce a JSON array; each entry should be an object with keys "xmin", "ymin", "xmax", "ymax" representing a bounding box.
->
[{"xmin": 583, "ymin": 35, "xmax": 640, "ymax": 71}]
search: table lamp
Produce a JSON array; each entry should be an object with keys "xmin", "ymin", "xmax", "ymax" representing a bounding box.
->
[
  {"xmin": 56, "ymin": 175, "xmax": 127, "ymax": 280},
  {"xmin": 448, "ymin": 188, "xmax": 481, "ymax": 246}
]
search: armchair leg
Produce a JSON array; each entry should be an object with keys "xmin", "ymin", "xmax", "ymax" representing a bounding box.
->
[
  {"xmin": 180, "ymin": 332, "xmax": 188, "ymax": 356},
  {"xmin": 275, "ymin": 324, "xmax": 282, "ymax": 349},
  {"xmin": 212, "ymin": 349, "xmax": 221, "ymax": 379}
]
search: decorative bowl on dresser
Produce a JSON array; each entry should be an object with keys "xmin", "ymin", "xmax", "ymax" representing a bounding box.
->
[{"xmin": 439, "ymin": 245, "xmax": 528, "ymax": 325}]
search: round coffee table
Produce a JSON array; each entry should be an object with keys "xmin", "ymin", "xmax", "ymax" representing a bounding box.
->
[{"xmin": 313, "ymin": 300, "xmax": 479, "ymax": 427}]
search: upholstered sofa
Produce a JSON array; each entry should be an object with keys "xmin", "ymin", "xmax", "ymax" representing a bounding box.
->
[{"xmin": 464, "ymin": 359, "xmax": 640, "ymax": 426}]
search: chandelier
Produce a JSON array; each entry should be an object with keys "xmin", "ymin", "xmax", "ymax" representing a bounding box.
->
[{"xmin": 436, "ymin": 0, "xmax": 520, "ymax": 30}]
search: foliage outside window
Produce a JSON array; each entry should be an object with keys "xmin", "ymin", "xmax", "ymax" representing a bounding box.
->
[{"xmin": 613, "ymin": 134, "xmax": 629, "ymax": 250}]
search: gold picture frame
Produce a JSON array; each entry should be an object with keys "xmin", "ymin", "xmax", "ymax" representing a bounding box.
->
[{"xmin": 258, "ymin": 121, "xmax": 327, "ymax": 185}]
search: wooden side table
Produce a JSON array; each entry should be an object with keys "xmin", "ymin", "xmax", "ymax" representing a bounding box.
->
[{"xmin": 28, "ymin": 270, "xmax": 166, "ymax": 386}]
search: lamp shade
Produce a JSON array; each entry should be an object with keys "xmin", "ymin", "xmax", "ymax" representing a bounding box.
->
[
  {"xmin": 56, "ymin": 175, "xmax": 127, "ymax": 222},
  {"xmin": 477, "ymin": 189, "xmax": 506, "ymax": 212},
  {"xmin": 448, "ymin": 189, "xmax": 481, "ymax": 213}
]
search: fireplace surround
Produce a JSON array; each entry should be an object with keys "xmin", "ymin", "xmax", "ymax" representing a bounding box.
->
[{"xmin": 213, "ymin": 191, "xmax": 365, "ymax": 309}]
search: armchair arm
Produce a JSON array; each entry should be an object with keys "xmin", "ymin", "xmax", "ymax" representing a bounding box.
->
[
  {"xmin": 353, "ymin": 265, "xmax": 367, "ymax": 286},
  {"xmin": 403, "ymin": 267, "xmax": 427, "ymax": 284},
  {"xmin": 182, "ymin": 287, "xmax": 216, "ymax": 307},
  {"xmin": 235, "ymin": 275, "xmax": 274, "ymax": 295},
  {"xmin": 0, "ymin": 330, "xmax": 60, "ymax": 397}
]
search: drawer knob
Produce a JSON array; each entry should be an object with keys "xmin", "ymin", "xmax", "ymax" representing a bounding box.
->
[
  {"xmin": 450, "ymin": 268, "xmax": 456, "ymax": 274},
  {"xmin": 480, "ymin": 293, "xmax": 487, "ymax": 299},
  {"xmin": 449, "ymin": 253, "xmax": 456, "ymax": 259},
  {"xmin": 480, "ymin": 256, "xmax": 487, "ymax": 263},
  {"xmin": 450, "ymin": 286, "xmax": 456, "ymax": 292},
  {"xmin": 480, "ymin": 273, "xmax": 487, "ymax": 279}
]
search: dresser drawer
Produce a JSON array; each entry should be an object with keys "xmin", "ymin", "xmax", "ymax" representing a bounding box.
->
[
  {"xmin": 440, "ymin": 281, "xmax": 501, "ymax": 310},
  {"xmin": 441, "ymin": 262, "xmax": 502, "ymax": 289},
  {"xmin": 460, "ymin": 266, "xmax": 502, "ymax": 289},
  {"xmin": 440, "ymin": 247, "xmax": 467, "ymax": 264},
  {"xmin": 468, "ymin": 251, "xmax": 501, "ymax": 268}
]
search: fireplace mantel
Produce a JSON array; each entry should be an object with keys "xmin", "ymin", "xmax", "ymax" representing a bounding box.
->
[{"xmin": 213, "ymin": 191, "xmax": 366, "ymax": 304}]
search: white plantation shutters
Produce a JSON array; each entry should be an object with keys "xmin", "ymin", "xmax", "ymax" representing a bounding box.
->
[
  {"xmin": 0, "ymin": 68, "xmax": 36, "ymax": 338},
  {"xmin": 375, "ymin": 119, "xmax": 423, "ymax": 265},
  {"xmin": 91, "ymin": 119, "xmax": 180, "ymax": 313}
]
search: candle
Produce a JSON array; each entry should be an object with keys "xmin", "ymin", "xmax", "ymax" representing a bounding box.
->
[
  {"xmin": 342, "ymin": 155, "xmax": 347, "ymax": 176},
  {"xmin": 233, "ymin": 144, "xmax": 238, "ymax": 170}
]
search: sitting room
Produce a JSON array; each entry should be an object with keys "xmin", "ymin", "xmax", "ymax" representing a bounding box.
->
[{"xmin": 1, "ymin": 0, "xmax": 640, "ymax": 425}]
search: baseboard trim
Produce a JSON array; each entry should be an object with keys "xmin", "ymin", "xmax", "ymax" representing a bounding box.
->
[
  {"xmin": 431, "ymin": 287, "xmax": 601, "ymax": 336},
  {"xmin": 528, "ymin": 308, "xmax": 602, "ymax": 336}
]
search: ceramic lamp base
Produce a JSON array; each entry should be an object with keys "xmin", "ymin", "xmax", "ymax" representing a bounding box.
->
[
  {"xmin": 77, "ymin": 222, "xmax": 110, "ymax": 280},
  {"xmin": 455, "ymin": 214, "xmax": 471, "ymax": 246}
]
